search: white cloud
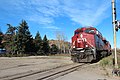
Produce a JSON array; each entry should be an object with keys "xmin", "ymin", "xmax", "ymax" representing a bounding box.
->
[
  {"xmin": 27, "ymin": 15, "xmax": 61, "ymax": 30},
  {"xmin": 62, "ymin": 0, "xmax": 111, "ymax": 26},
  {"xmin": 27, "ymin": 15, "xmax": 54, "ymax": 25},
  {"xmin": 0, "ymin": 0, "xmax": 111, "ymax": 28},
  {"xmin": 44, "ymin": 26, "xmax": 60, "ymax": 30},
  {"xmin": 0, "ymin": 0, "xmax": 61, "ymax": 30}
]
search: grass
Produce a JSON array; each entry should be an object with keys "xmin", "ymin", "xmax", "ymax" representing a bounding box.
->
[
  {"xmin": 112, "ymin": 49, "xmax": 120, "ymax": 68},
  {"xmin": 99, "ymin": 53, "xmax": 120, "ymax": 76},
  {"xmin": 99, "ymin": 55, "xmax": 113, "ymax": 68},
  {"xmin": 99, "ymin": 56, "xmax": 114, "ymax": 76}
]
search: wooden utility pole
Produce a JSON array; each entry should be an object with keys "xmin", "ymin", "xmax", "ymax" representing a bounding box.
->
[{"xmin": 112, "ymin": 0, "xmax": 118, "ymax": 68}]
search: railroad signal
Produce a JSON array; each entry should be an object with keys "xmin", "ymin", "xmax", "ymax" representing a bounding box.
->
[
  {"xmin": 115, "ymin": 20, "xmax": 120, "ymax": 31},
  {"xmin": 112, "ymin": 0, "xmax": 118, "ymax": 68}
]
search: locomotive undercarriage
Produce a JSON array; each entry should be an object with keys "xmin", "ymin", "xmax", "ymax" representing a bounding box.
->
[
  {"xmin": 71, "ymin": 48, "xmax": 96, "ymax": 63},
  {"xmin": 71, "ymin": 48, "xmax": 111, "ymax": 63}
]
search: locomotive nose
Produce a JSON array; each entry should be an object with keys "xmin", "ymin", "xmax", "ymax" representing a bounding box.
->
[{"xmin": 77, "ymin": 38, "xmax": 85, "ymax": 48}]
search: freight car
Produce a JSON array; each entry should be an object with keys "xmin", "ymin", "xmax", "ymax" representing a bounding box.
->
[{"xmin": 71, "ymin": 27, "xmax": 111, "ymax": 62}]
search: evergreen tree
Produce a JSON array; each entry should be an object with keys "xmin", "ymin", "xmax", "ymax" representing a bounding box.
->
[
  {"xmin": 6, "ymin": 24, "xmax": 16, "ymax": 35},
  {"xmin": 4, "ymin": 24, "xmax": 17, "ymax": 54},
  {"xmin": 42, "ymin": 35, "xmax": 50, "ymax": 55},
  {"xmin": 0, "ymin": 30, "xmax": 3, "ymax": 49},
  {"xmin": 34, "ymin": 31, "xmax": 43, "ymax": 55},
  {"xmin": 15, "ymin": 20, "xmax": 33, "ymax": 54},
  {"xmin": 50, "ymin": 44, "xmax": 58, "ymax": 55}
]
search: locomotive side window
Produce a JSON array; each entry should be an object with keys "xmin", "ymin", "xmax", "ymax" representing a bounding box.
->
[
  {"xmin": 96, "ymin": 30, "xmax": 102, "ymax": 37},
  {"xmin": 103, "ymin": 40, "xmax": 108, "ymax": 44}
]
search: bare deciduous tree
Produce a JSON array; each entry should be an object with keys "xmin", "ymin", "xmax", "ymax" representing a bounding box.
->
[{"xmin": 55, "ymin": 31, "xmax": 68, "ymax": 54}]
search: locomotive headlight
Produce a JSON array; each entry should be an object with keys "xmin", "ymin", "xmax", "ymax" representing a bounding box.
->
[
  {"xmin": 85, "ymin": 45, "xmax": 88, "ymax": 47},
  {"xmin": 73, "ymin": 46, "xmax": 75, "ymax": 48},
  {"xmin": 80, "ymin": 34, "xmax": 83, "ymax": 38}
]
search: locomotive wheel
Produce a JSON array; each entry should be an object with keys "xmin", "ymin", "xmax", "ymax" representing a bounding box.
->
[
  {"xmin": 84, "ymin": 50, "xmax": 94, "ymax": 62},
  {"xmin": 101, "ymin": 51, "xmax": 107, "ymax": 58},
  {"xmin": 87, "ymin": 54, "xmax": 94, "ymax": 62},
  {"xmin": 72, "ymin": 56, "xmax": 79, "ymax": 63},
  {"xmin": 96, "ymin": 52, "xmax": 101, "ymax": 60},
  {"xmin": 106, "ymin": 50, "xmax": 112, "ymax": 56}
]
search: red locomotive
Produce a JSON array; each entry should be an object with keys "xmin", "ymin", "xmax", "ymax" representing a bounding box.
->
[{"xmin": 71, "ymin": 27, "xmax": 111, "ymax": 62}]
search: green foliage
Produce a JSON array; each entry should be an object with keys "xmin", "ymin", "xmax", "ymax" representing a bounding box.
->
[
  {"xmin": 1, "ymin": 20, "xmax": 70, "ymax": 57},
  {"xmin": 6, "ymin": 24, "xmax": 16, "ymax": 35},
  {"xmin": 3, "ymin": 24, "xmax": 17, "ymax": 53},
  {"xmin": 15, "ymin": 20, "xmax": 33, "ymax": 54},
  {"xmin": 50, "ymin": 44, "xmax": 59, "ymax": 55},
  {"xmin": 34, "ymin": 31, "xmax": 43, "ymax": 55},
  {"xmin": 42, "ymin": 35, "xmax": 50, "ymax": 55},
  {"xmin": 0, "ymin": 30, "xmax": 3, "ymax": 48}
]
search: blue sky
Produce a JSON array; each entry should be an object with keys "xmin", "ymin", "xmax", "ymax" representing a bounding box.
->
[{"xmin": 0, "ymin": 0, "xmax": 120, "ymax": 48}]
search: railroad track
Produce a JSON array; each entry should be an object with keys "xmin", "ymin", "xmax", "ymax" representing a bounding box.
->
[
  {"xmin": 37, "ymin": 63, "xmax": 87, "ymax": 80},
  {"xmin": 1, "ymin": 63, "xmax": 88, "ymax": 80}
]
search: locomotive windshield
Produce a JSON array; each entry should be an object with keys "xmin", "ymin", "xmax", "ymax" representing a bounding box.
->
[
  {"xmin": 74, "ymin": 29, "xmax": 83, "ymax": 35},
  {"xmin": 84, "ymin": 29, "xmax": 95, "ymax": 34},
  {"xmin": 75, "ymin": 32, "xmax": 79, "ymax": 34}
]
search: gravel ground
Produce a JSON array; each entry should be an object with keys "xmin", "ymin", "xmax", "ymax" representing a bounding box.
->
[
  {"xmin": 0, "ymin": 56, "xmax": 73, "ymax": 78},
  {"xmin": 0, "ymin": 56, "xmax": 119, "ymax": 80},
  {"xmin": 55, "ymin": 63, "xmax": 120, "ymax": 80}
]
